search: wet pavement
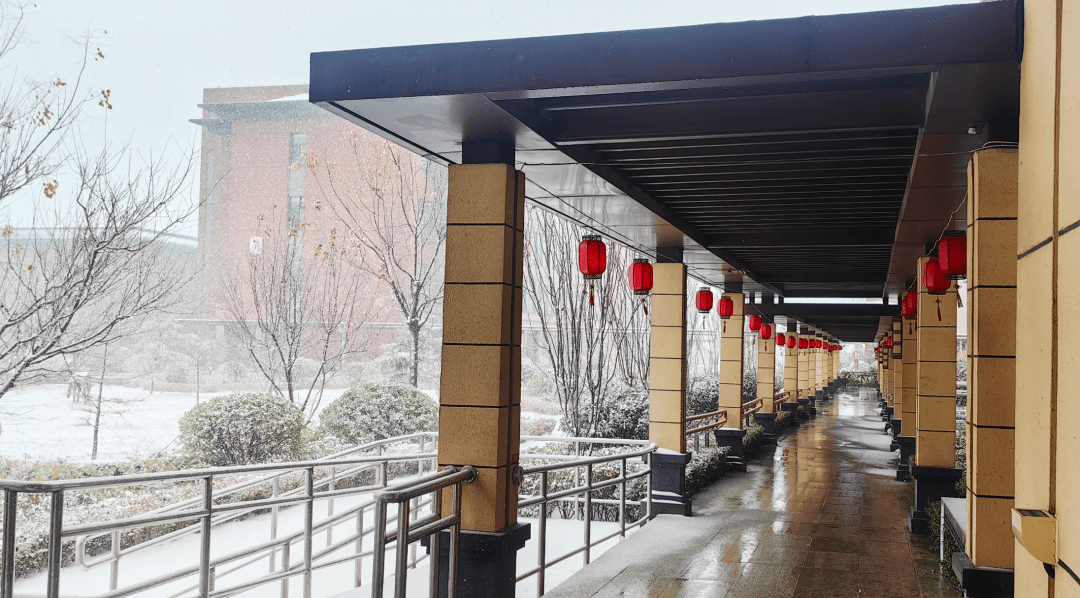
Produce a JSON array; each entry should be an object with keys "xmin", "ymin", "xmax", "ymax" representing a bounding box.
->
[{"xmin": 542, "ymin": 389, "xmax": 961, "ymax": 598}]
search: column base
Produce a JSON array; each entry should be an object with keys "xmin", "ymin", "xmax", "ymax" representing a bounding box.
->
[
  {"xmin": 895, "ymin": 437, "xmax": 915, "ymax": 480},
  {"xmin": 952, "ymin": 552, "xmax": 1014, "ymax": 597},
  {"xmin": 906, "ymin": 463, "xmax": 963, "ymax": 535},
  {"xmin": 753, "ymin": 412, "xmax": 778, "ymax": 445},
  {"xmin": 779, "ymin": 402, "xmax": 802, "ymax": 426},
  {"xmin": 423, "ymin": 523, "xmax": 531, "ymax": 598},
  {"xmin": 713, "ymin": 428, "xmax": 748, "ymax": 472},
  {"xmin": 797, "ymin": 398, "xmax": 811, "ymax": 419},
  {"xmin": 889, "ymin": 419, "xmax": 902, "ymax": 438},
  {"xmin": 651, "ymin": 450, "xmax": 693, "ymax": 515}
]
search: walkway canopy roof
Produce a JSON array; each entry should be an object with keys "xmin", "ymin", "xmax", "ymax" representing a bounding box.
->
[{"xmin": 309, "ymin": 1, "xmax": 1020, "ymax": 342}]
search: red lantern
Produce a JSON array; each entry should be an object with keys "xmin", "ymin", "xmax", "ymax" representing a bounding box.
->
[
  {"xmin": 787, "ymin": 335, "xmax": 797, "ymax": 349},
  {"xmin": 938, "ymin": 233, "xmax": 967, "ymax": 280},
  {"xmin": 717, "ymin": 296, "xmax": 734, "ymax": 319},
  {"xmin": 799, "ymin": 339, "xmax": 809, "ymax": 350},
  {"xmin": 814, "ymin": 340, "xmax": 821, "ymax": 349},
  {"xmin": 924, "ymin": 258, "xmax": 949, "ymax": 295},
  {"xmin": 924, "ymin": 257, "xmax": 950, "ymax": 321},
  {"xmin": 578, "ymin": 235, "xmax": 607, "ymax": 306},
  {"xmin": 901, "ymin": 289, "xmax": 917, "ymax": 319},
  {"xmin": 695, "ymin": 287, "xmax": 713, "ymax": 313},
  {"xmin": 760, "ymin": 324, "xmax": 772, "ymax": 340},
  {"xmin": 886, "ymin": 336, "xmax": 894, "ymax": 348},
  {"xmin": 776, "ymin": 332, "xmax": 786, "ymax": 346},
  {"xmin": 629, "ymin": 258, "xmax": 652, "ymax": 295},
  {"xmin": 748, "ymin": 315, "xmax": 762, "ymax": 332}
]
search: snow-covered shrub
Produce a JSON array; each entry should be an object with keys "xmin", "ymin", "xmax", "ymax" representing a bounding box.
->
[
  {"xmin": 178, "ymin": 393, "xmax": 305, "ymax": 466},
  {"xmin": 318, "ymin": 383, "xmax": 438, "ymax": 445},
  {"xmin": 742, "ymin": 420, "xmax": 766, "ymax": 457},
  {"xmin": 774, "ymin": 409, "xmax": 791, "ymax": 434},
  {"xmin": 685, "ymin": 446, "xmax": 729, "ymax": 495},
  {"xmin": 597, "ymin": 385, "xmax": 648, "ymax": 440},
  {"xmin": 686, "ymin": 375, "xmax": 718, "ymax": 416},
  {"xmin": 518, "ymin": 442, "xmax": 648, "ymax": 522},
  {"xmin": 742, "ymin": 370, "xmax": 757, "ymax": 403}
]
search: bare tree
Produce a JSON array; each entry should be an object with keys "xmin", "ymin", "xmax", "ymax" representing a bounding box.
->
[
  {"xmin": 307, "ymin": 136, "xmax": 446, "ymax": 388},
  {"xmin": 0, "ymin": 149, "xmax": 197, "ymax": 400},
  {"xmin": 221, "ymin": 223, "xmax": 369, "ymax": 422},
  {"xmin": 0, "ymin": 5, "xmax": 198, "ymax": 401},
  {"xmin": 523, "ymin": 208, "xmax": 630, "ymax": 438}
]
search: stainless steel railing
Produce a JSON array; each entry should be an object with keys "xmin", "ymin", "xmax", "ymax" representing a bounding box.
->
[
  {"xmin": 369, "ymin": 465, "xmax": 476, "ymax": 598},
  {"xmin": 0, "ymin": 433, "xmax": 438, "ymax": 598},
  {"xmin": 515, "ymin": 441, "xmax": 657, "ymax": 597}
]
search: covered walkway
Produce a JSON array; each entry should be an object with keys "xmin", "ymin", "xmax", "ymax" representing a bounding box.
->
[{"xmin": 545, "ymin": 390, "xmax": 957, "ymax": 598}]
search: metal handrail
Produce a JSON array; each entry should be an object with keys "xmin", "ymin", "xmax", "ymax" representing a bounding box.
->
[
  {"xmin": 370, "ymin": 465, "xmax": 476, "ymax": 598},
  {"xmin": 516, "ymin": 443, "xmax": 657, "ymax": 597},
  {"xmin": 0, "ymin": 433, "xmax": 438, "ymax": 598}
]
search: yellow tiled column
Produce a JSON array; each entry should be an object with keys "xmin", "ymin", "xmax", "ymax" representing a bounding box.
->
[
  {"xmin": 814, "ymin": 335, "xmax": 824, "ymax": 392},
  {"xmin": 899, "ymin": 316, "xmax": 918, "ymax": 443},
  {"xmin": 965, "ymin": 148, "xmax": 1017, "ymax": 571},
  {"xmin": 439, "ymin": 163, "xmax": 523, "ymax": 533},
  {"xmin": 718, "ymin": 293, "xmax": 745, "ymax": 429},
  {"xmin": 784, "ymin": 333, "xmax": 800, "ymax": 402},
  {"xmin": 1011, "ymin": 0, "xmax": 1079, "ymax": 590},
  {"xmin": 757, "ymin": 331, "xmax": 775, "ymax": 412},
  {"xmin": 914, "ymin": 256, "xmax": 958, "ymax": 468},
  {"xmin": 892, "ymin": 319, "xmax": 903, "ymax": 415},
  {"xmin": 798, "ymin": 334, "xmax": 810, "ymax": 399},
  {"xmin": 648, "ymin": 263, "xmax": 687, "ymax": 453}
]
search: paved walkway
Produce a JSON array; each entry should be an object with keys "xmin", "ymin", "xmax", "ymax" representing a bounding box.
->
[{"xmin": 543, "ymin": 389, "xmax": 960, "ymax": 598}]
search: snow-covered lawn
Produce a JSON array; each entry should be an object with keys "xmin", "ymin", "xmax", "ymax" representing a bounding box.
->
[{"xmin": 0, "ymin": 385, "xmax": 350, "ymax": 462}]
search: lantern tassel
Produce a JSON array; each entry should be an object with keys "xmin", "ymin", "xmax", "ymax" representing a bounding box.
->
[
  {"xmin": 642, "ymin": 297, "xmax": 648, "ymax": 316},
  {"xmin": 957, "ymin": 293, "xmax": 963, "ymax": 308},
  {"xmin": 722, "ymin": 320, "xmax": 726, "ymax": 334},
  {"xmin": 936, "ymin": 297, "xmax": 942, "ymax": 322},
  {"xmin": 589, "ymin": 282, "xmax": 595, "ymax": 306}
]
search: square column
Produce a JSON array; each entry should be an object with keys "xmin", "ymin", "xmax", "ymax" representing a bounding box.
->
[
  {"xmin": 648, "ymin": 263, "xmax": 688, "ymax": 453},
  {"xmin": 440, "ymin": 163, "xmax": 523, "ymax": 534},
  {"xmin": 814, "ymin": 335, "xmax": 824, "ymax": 392},
  {"xmin": 648, "ymin": 263, "xmax": 693, "ymax": 516},
  {"xmin": 437, "ymin": 163, "xmax": 530, "ymax": 598},
  {"xmin": 896, "ymin": 316, "xmax": 918, "ymax": 468},
  {"xmin": 908, "ymin": 256, "xmax": 961, "ymax": 534},
  {"xmin": 781, "ymin": 333, "xmax": 802, "ymax": 424},
  {"xmin": 798, "ymin": 334, "xmax": 810, "ymax": 398},
  {"xmin": 890, "ymin": 319, "xmax": 903, "ymax": 429},
  {"xmin": 964, "ymin": 148, "xmax": 1017, "ymax": 576},
  {"xmin": 717, "ymin": 293, "xmax": 746, "ymax": 429},
  {"xmin": 757, "ymin": 333, "xmax": 775, "ymax": 410}
]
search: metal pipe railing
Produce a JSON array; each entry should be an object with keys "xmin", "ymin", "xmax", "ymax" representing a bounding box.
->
[
  {"xmin": 0, "ymin": 433, "xmax": 438, "ymax": 598},
  {"xmin": 516, "ymin": 443, "xmax": 657, "ymax": 597},
  {"xmin": 370, "ymin": 465, "xmax": 476, "ymax": 598}
]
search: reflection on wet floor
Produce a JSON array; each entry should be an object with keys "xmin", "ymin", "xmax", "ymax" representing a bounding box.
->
[{"xmin": 542, "ymin": 389, "xmax": 961, "ymax": 598}]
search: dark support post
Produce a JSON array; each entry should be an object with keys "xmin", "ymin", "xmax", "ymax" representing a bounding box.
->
[
  {"xmin": 650, "ymin": 451, "xmax": 693, "ymax": 516},
  {"xmin": 425, "ymin": 524, "xmax": 531, "ymax": 598}
]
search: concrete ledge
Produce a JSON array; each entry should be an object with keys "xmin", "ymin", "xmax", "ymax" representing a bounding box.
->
[{"xmin": 952, "ymin": 552, "xmax": 1014, "ymax": 597}]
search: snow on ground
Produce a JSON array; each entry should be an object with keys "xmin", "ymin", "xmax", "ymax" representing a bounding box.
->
[{"xmin": 0, "ymin": 384, "xmax": 350, "ymax": 462}]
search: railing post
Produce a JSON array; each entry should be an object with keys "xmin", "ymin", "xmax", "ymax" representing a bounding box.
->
[
  {"xmin": 372, "ymin": 501, "xmax": 387, "ymax": 598},
  {"xmin": 537, "ymin": 474, "xmax": 548, "ymax": 597},
  {"xmin": 271, "ymin": 476, "xmax": 280, "ymax": 573},
  {"xmin": 2, "ymin": 490, "xmax": 15, "ymax": 598},
  {"xmin": 619, "ymin": 458, "xmax": 627, "ymax": 538},
  {"xmin": 355, "ymin": 505, "xmax": 364, "ymax": 589},
  {"xmin": 281, "ymin": 541, "xmax": 291, "ymax": 598},
  {"xmin": 393, "ymin": 500, "xmax": 410, "ymax": 597},
  {"xmin": 408, "ymin": 496, "xmax": 418, "ymax": 569},
  {"xmin": 428, "ymin": 489, "xmax": 441, "ymax": 598},
  {"xmin": 448, "ymin": 480, "xmax": 461, "ymax": 598},
  {"xmin": 327, "ymin": 466, "xmax": 336, "ymax": 547},
  {"xmin": 583, "ymin": 464, "xmax": 592, "ymax": 566},
  {"xmin": 110, "ymin": 530, "xmax": 120, "ymax": 591},
  {"xmin": 46, "ymin": 490, "xmax": 63, "ymax": 598},
  {"xmin": 199, "ymin": 476, "xmax": 212, "ymax": 598},
  {"xmin": 303, "ymin": 468, "xmax": 314, "ymax": 598}
]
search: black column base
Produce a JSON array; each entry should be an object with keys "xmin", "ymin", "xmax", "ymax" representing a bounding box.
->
[
  {"xmin": 952, "ymin": 552, "xmax": 1014, "ymax": 597},
  {"xmin": 423, "ymin": 523, "xmax": 531, "ymax": 598},
  {"xmin": 651, "ymin": 450, "xmax": 693, "ymax": 515},
  {"xmin": 753, "ymin": 412, "xmax": 778, "ymax": 445},
  {"xmin": 890, "ymin": 419, "xmax": 902, "ymax": 438},
  {"xmin": 797, "ymin": 398, "xmax": 811, "ymax": 419},
  {"xmin": 906, "ymin": 463, "xmax": 963, "ymax": 535},
  {"xmin": 779, "ymin": 402, "xmax": 802, "ymax": 426},
  {"xmin": 895, "ymin": 437, "xmax": 915, "ymax": 480},
  {"xmin": 713, "ymin": 428, "xmax": 748, "ymax": 472}
]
